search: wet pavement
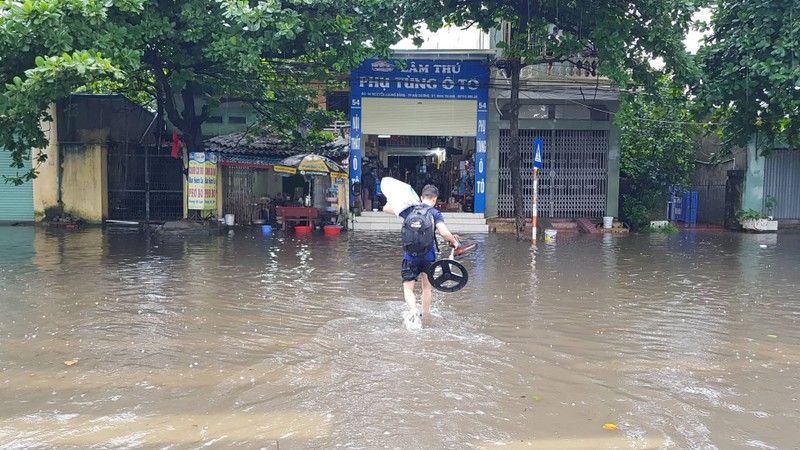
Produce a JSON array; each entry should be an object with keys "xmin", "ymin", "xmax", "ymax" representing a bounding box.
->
[{"xmin": 0, "ymin": 225, "xmax": 798, "ymax": 449}]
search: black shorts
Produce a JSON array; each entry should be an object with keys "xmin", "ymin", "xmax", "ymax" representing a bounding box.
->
[{"xmin": 401, "ymin": 259, "xmax": 433, "ymax": 282}]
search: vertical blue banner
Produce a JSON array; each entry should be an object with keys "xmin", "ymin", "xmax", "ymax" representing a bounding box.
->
[
  {"xmin": 474, "ymin": 90, "xmax": 488, "ymax": 214},
  {"xmin": 349, "ymin": 83, "xmax": 362, "ymax": 208}
]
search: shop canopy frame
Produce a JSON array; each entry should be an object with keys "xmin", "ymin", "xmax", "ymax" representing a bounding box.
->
[
  {"xmin": 274, "ymin": 154, "xmax": 349, "ymax": 202},
  {"xmin": 274, "ymin": 153, "xmax": 347, "ymax": 178}
]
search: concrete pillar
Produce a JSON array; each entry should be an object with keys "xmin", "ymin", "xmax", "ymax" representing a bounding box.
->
[
  {"xmin": 742, "ymin": 140, "xmax": 765, "ymax": 212},
  {"xmin": 32, "ymin": 104, "xmax": 60, "ymax": 221},
  {"xmin": 725, "ymin": 170, "xmax": 744, "ymax": 229}
]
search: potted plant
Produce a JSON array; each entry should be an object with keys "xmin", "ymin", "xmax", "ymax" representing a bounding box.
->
[{"xmin": 736, "ymin": 196, "xmax": 778, "ymax": 232}]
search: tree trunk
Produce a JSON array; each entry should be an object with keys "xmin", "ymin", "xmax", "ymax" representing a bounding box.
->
[
  {"xmin": 508, "ymin": 57, "xmax": 525, "ymax": 239},
  {"xmin": 180, "ymin": 82, "xmax": 204, "ymax": 152},
  {"xmin": 182, "ymin": 121, "xmax": 204, "ymax": 152}
]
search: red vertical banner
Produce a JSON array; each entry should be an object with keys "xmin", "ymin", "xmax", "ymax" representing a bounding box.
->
[{"xmin": 171, "ymin": 129, "xmax": 182, "ymax": 159}]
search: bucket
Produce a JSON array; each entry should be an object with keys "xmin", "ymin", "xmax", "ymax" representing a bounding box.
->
[
  {"xmin": 544, "ymin": 229, "xmax": 557, "ymax": 242},
  {"xmin": 261, "ymin": 225, "xmax": 272, "ymax": 235},
  {"xmin": 324, "ymin": 225, "xmax": 342, "ymax": 236},
  {"xmin": 224, "ymin": 214, "xmax": 235, "ymax": 226},
  {"xmin": 294, "ymin": 225, "xmax": 312, "ymax": 234},
  {"xmin": 603, "ymin": 216, "xmax": 613, "ymax": 229}
]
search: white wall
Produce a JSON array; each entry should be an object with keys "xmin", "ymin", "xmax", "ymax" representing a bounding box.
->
[{"xmin": 393, "ymin": 24, "xmax": 489, "ymax": 50}]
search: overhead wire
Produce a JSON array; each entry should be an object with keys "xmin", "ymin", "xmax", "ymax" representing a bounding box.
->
[{"xmin": 210, "ymin": 71, "xmax": 716, "ymax": 127}]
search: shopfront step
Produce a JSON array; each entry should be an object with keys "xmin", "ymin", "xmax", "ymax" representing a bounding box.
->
[
  {"xmin": 351, "ymin": 211, "xmax": 488, "ymax": 233},
  {"xmin": 355, "ymin": 215, "xmax": 486, "ymax": 226},
  {"xmin": 353, "ymin": 221, "xmax": 489, "ymax": 233},
  {"xmin": 357, "ymin": 211, "xmax": 484, "ymax": 219}
]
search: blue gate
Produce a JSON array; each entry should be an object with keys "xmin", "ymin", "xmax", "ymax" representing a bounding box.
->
[{"xmin": 668, "ymin": 186, "xmax": 697, "ymax": 225}]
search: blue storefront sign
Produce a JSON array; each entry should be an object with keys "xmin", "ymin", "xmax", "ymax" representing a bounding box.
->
[{"xmin": 350, "ymin": 59, "xmax": 489, "ymax": 213}]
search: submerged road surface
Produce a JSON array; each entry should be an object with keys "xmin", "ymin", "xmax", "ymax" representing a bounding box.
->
[{"xmin": 1, "ymin": 226, "xmax": 798, "ymax": 449}]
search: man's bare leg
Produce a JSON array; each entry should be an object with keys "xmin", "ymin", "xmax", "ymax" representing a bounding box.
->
[
  {"xmin": 403, "ymin": 280, "xmax": 418, "ymax": 312},
  {"xmin": 421, "ymin": 275, "xmax": 433, "ymax": 315}
]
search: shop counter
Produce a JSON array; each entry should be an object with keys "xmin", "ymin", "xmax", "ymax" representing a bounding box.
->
[{"xmin": 276, "ymin": 206, "xmax": 319, "ymax": 229}]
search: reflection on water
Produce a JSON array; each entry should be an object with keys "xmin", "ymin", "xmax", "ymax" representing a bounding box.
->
[{"xmin": 1, "ymin": 226, "xmax": 799, "ymax": 449}]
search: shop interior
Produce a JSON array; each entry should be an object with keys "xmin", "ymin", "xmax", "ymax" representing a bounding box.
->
[
  {"xmin": 359, "ymin": 134, "xmax": 476, "ymax": 212},
  {"xmin": 221, "ymin": 168, "xmax": 346, "ymax": 227}
]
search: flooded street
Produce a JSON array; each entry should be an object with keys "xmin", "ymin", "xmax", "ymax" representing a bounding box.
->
[{"xmin": 1, "ymin": 226, "xmax": 799, "ymax": 449}]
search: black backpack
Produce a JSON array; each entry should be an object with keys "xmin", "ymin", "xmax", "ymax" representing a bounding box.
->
[{"xmin": 402, "ymin": 205, "xmax": 436, "ymax": 258}]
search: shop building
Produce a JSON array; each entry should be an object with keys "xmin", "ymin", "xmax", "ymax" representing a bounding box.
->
[
  {"xmin": 205, "ymin": 130, "xmax": 349, "ymax": 227},
  {"xmin": 487, "ymin": 74, "xmax": 621, "ymax": 219},
  {"xmin": 485, "ymin": 26, "xmax": 622, "ymax": 220},
  {"xmin": 349, "ymin": 51, "xmax": 493, "ymax": 215}
]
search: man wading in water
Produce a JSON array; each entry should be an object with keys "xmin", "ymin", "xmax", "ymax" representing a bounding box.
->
[{"xmin": 383, "ymin": 185, "xmax": 459, "ymax": 330}]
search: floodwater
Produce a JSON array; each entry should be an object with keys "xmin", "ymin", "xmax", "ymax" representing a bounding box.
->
[{"xmin": 1, "ymin": 225, "xmax": 799, "ymax": 450}]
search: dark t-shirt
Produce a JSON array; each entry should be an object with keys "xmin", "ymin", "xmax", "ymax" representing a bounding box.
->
[{"xmin": 400, "ymin": 205, "xmax": 444, "ymax": 262}]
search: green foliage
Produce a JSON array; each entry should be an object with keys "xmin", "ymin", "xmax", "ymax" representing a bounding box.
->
[
  {"xmin": 764, "ymin": 195, "xmax": 778, "ymax": 216},
  {"xmin": 616, "ymin": 79, "xmax": 698, "ymax": 229},
  {"xmin": 621, "ymin": 190, "xmax": 668, "ymax": 231},
  {"xmin": 617, "ymin": 81, "xmax": 698, "ymax": 189},
  {"xmin": 1, "ymin": 0, "xmax": 416, "ymax": 183},
  {"xmin": 645, "ymin": 222, "xmax": 680, "ymax": 234},
  {"xmin": 735, "ymin": 209, "xmax": 769, "ymax": 221},
  {"xmin": 0, "ymin": 49, "xmax": 123, "ymax": 184},
  {"xmin": 421, "ymin": 0, "xmax": 707, "ymax": 90},
  {"xmin": 696, "ymin": 0, "xmax": 800, "ymax": 154},
  {"xmin": 735, "ymin": 195, "xmax": 778, "ymax": 222}
]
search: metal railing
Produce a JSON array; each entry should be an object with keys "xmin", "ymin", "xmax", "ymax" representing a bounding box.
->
[{"xmin": 689, "ymin": 184, "xmax": 726, "ymax": 226}]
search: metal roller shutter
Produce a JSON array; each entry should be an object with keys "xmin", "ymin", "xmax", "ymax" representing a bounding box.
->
[
  {"xmin": 0, "ymin": 149, "xmax": 34, "ymax": 222},
  {"xmin": 362, "ymin": 98, "xmax": 477, "ymax": 137},
  {"xmin": 764, "ymin": 149, "xmax": 800, "ymax": 219},
  {"xmin": 498, "ymin": 129, "xmax": 608, "ymax": 218}
]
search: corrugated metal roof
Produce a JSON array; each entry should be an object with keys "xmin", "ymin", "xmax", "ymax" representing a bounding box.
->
[
  {"xmin": 205, "ymin": 131, "xmax": 294, "ymax": 155},
  {"xmin": 204, "ymin": 130, "xmax": 349, "ymax": 164}
]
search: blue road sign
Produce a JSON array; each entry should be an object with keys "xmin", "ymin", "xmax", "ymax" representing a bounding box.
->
[{"xmin": 533, "ymin": 138, "xmax": 544, "ymax": 169}]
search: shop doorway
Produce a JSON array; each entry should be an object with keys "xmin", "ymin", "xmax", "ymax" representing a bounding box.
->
[{"xmin": 361, "ymin": 135, "xmax": 476, "ymax": 212}]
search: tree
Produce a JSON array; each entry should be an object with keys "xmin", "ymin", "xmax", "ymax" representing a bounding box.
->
[
  {"xmin": 696, "ymin": 0, "xmax": 800, "ymax": 154},
  {"xmin": 616, "ymin": 81, "xmax": 698, "ymax": 229},
  {"xmin": 416, "ymin": 0, "xmax": 706, "ymax": 238},
  {"xmin": 0, "ymin": 0, "xmax": 416, "ymax": 184}
]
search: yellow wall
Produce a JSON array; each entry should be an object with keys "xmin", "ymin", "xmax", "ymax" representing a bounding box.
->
[
  {"xmin": 33, "ymin": 107, "xmax": 110, "ymax": 223},
  {"xmin": 32, "ymin": 104, "xmax": 60, "ymax": 221},
  {"xmin": 60, "ymin": 143, "xmax": 108, "ymax": 223},
  {"xmin": 216, "ymin": 167, "xmax": 223, "ymax": 219},
  {"xmin": 331, "ymin": 175, "xmax": 349, "ymax": 212}
]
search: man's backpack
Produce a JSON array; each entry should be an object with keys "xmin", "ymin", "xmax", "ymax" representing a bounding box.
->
[{"xmin": 401, "ymin": 205, "xmax": 436, "ymax": 258}]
